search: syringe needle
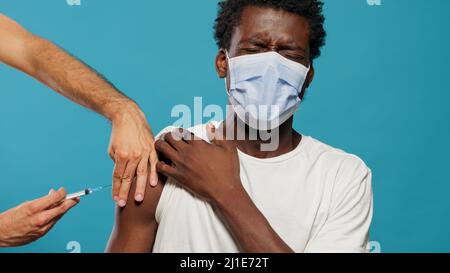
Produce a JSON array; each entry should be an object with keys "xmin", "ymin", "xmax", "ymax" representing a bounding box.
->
[{"xmin": 65, "ymin": 184, "xmax": 111, "ymax": 200}]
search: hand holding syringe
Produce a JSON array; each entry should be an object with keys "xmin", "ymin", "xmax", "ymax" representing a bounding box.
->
[
  {"xmin": 66, "ymin": 184, "xmax": 112, "ymax": 200},
  {"xmin": 0, "ymin": 184, "xmax": 111, "ymax": 247}
]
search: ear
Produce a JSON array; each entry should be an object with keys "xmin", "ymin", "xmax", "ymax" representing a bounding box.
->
[
  {"xmin": 305, "ymin": 63, "xmax": 315, "ymax": 89},
  {"xmin": 215, "ymin": 49, "xmax": 228, "ymax": 78},
  {"xmin": 299, "ymin": 63, "xmax": 315, "ymax": 100}
]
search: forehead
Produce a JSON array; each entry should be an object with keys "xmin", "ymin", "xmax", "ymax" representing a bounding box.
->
[{"xmin": 232, "ymin": 6, "xmax": 310, "ymax": 45}]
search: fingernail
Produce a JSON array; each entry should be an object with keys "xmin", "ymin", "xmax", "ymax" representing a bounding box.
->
[
  {"xmin": 135, "ymin": 194, "xmax": 143, "ymax": 202},
  {"xmin": 118, "ymin": 200, "xmax": 126, "ymax": 207},
  {"xmin": 151, "ymin": 177, "xmax": 158, "ymax": 186},
  {"xmin": 48, "ymin": 189, "xmax": 54, "ymax": 195},
  {"xmin": 113, "ymin": 196, "xmax": 119, "ymax": 202}
]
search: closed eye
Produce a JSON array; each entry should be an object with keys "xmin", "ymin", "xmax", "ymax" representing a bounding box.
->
[
  {"xmin": 284, "ymin": 54, "xmax": 306, "ymax": 63},
  {"xmin": 241, "ymin": 47, "xmax": 262, "ymax": 54}
]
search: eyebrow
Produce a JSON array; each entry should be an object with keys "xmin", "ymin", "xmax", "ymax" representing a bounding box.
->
[
  {"xmin": 240, "ymin": 37, "xmax": 306, "ymax": 53},
  {"xmin": 278, "ymin": 43, "xmax": 306, "ymax": 53}
]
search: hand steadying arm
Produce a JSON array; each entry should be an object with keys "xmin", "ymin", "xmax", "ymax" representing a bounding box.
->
[
  {"xmin": 0, "ymin": 14, "xmax": 158, "ymax": 205},
  {"xmin": 155, "ymin": 127, "xmax": 294, "ymax": 253}
]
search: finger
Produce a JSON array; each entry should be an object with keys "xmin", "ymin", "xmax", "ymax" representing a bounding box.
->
[
  {"xmin": 149, "ymin": 150, "xmax": 159, "ymax": 187},
  {"xmin": 108, "ymin": 144, "xmax": 115, "ymax": 161},
  {"xmin": 43, "ymin": 216, "xmax": 61, "ymax": 234},
  {"xmin": 37, "ymin": 198, "xmax": 79, "ymax": 227},
  {"xmin": 165, "ymin": 131, "xmax": 188, "ymax": 151},
  {"xmin": 29, "ymin": 187, "xmax": 67, "ymax": 213},
  {"xmin": 134, "ymin": 157, "xmax": 149, "ymax": 202},
  {"xmin": 41, "ymin": 198, "xmax": 79, "ymax": 227},
  {"xmin": 117, "ymin": 159, "xmax": 140, "ymax": 207},
  {"xmin": 206, "ymin": 123, "xmax": 224, "ymax": 146},
  {"xmin": 112, "ymin": 158, "xmax": 128, "ymax": 201},
  {"xmin": 174, "ymin": 128, "xmax": 203, "ymax": 144},
  {"xmin": 156, "ymin": 161, "xmax": 181, "ymax": 181},
  {"xmin": 38, "ymin": 206, "xmax": 70, "ymax": 236},
  {"xmin": 155, "ymin": 139, "xmax": 182, "ymax": 164}
]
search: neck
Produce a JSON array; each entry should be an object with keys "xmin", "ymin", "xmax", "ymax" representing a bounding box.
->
[{"xmin": 219, "ymin": 115, "xmax": 301, "ymax": 159}]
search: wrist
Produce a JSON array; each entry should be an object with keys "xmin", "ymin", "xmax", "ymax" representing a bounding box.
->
[
  {"xmin": 212, "ymin": 183, "xmax": 249, "ymax": 213},
  {"xmin": 106, "ymin": 99, "xmax": 142, "ymax": 123}
]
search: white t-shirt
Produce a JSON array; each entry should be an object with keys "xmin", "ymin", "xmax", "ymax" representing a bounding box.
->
[{"xmin": 152, "ymin": 122, "xmax": 373, "ymax": 253}]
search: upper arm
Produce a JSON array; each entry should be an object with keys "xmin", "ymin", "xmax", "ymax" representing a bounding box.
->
[
  {"xmin": 106, "ymin": 127, "xmax": 175, "ymax": 253},
  {"xmin": 106, "ymin": 178, "xmax": 165, "ymax": 253},
  {"xmin": 305, "ymin": 157, "xmax": 373, "ymax": 253},
  {"xmin": 0, "ymin": 14, "xmax": 42, "ymax": 75}
]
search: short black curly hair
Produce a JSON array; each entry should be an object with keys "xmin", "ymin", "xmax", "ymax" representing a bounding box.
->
[{"xmin": 214, "ymin": 0, "xmax": 326, "ymax": 60}]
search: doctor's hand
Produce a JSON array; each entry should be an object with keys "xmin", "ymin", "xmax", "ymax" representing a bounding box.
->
[
  {"xmin": 108, "ymin": 102, "xmax": 159, "ymax": 207},
  {"xmin": 0, "ymin": 188, "xmax": 79, "ymax": 247}
]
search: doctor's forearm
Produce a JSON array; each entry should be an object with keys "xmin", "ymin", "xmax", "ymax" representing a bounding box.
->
[
  {"xmin": 28, "ymin": 36, "xmax": 137, "ymax": 121},
  {"xmin": 0, "ymin": 14, "xmax": 136, "ymax": 121},
  {"xmin": 214, "ymin": 189, "xmax": 294, "ymax": 253}
]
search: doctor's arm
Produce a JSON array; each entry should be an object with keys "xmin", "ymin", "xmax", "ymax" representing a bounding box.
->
[{"xmin": 0, "ymin": 14, "xmax": 158, "ymax": 205}]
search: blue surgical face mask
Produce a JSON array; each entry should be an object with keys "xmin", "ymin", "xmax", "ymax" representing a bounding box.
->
[{"xmin": 226, "ymin": 51, "xmax": 310, "ymax": 130}]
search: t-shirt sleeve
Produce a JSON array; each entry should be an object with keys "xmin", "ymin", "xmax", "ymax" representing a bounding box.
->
[{"xmin": 304, "ymin": 156, "xmax": 373, "ymax": 253}]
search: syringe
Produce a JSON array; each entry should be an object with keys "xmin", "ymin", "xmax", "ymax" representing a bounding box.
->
[{"xmin": 65, "ymin": 184, "xmax": 111, "ymax": 200}]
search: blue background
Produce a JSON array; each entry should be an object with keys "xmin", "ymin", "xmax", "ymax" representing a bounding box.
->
[{"xmin": 1, "ymin": 0, "xmax": 449, "ymax": 253}]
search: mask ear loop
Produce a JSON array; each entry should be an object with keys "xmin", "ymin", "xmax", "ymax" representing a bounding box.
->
[
  {"xmin": 223, "ymin": 49, "xmax": 236, "ymax": 116},
  {"xmin": 224, "ymin": 49, "xmax": 231, "ymax": 93},
  {"xmin": 297, "ymin": 63, "xmax": 311, "ymax": 100},
  {"xmin": 224, "ymin": 49, "xmax": 230, "ymax": 60}
]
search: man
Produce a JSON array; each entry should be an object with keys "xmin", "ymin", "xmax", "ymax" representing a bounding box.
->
[
  {"xmin": 0, "ymin": 14, "xmax": 158, "ymax": 247},
  {"xmin": 107, "ymin": 0, "xmax": 373, "ymax": 253}
]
